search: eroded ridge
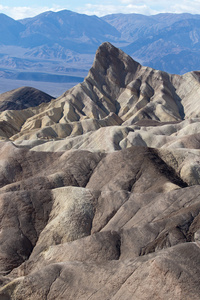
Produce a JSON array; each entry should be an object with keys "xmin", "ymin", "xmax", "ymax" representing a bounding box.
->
[{"xmin": 0, "ymin": 43, "xmax": 200, "ymax": 299}]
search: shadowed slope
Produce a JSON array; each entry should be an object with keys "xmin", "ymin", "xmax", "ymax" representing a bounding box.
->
[
  {"xmin": 0, "ymin": 143, "xmax": 199, "ymax": 299},
  {"xmin": 0, "ymin": 86, "xmax": 54, "ymax": 112}
]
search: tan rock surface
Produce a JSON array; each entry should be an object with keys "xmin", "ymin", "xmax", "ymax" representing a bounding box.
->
[
  {"xmin": 0, "ymin": 42, "xmax": 200, "ymax": 143},
  {"xmin": 0, "ymin": 42, "xmax": 200, "ymax": 299}
]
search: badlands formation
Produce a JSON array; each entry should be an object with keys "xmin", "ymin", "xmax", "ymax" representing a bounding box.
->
[{"xmin": 0, "ymin": 42, "xmax": 200, "ymax": 299}]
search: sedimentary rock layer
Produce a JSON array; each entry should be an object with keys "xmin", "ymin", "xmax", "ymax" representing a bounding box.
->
[{"xmin": 0, "ymin": 43, "xmax": 200, "ymax": 299}]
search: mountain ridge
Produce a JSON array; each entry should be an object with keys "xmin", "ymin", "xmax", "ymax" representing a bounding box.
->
[
  {"xmin": 0, "ymin": 42, "xmax": 200, "ymax": 143},
  {"xmin": 18, "ymin": 10, "xmax": 121, "ymax": 51},
  {"xmin": 1, "ymin": 11, "xmax": 200, "ymax": 96}
]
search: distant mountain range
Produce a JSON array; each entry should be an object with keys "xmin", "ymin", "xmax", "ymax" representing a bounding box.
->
[
  {"xmin": 103, "ymin": 13, "xmax": 200, "ymax": 74},
  {"xmin": 1, "ymin": 10, "xmax": 200, "ymax": 95},
  {"xmin": 0, "ymin": 11, "xmax": 120, "ymax": 52}
]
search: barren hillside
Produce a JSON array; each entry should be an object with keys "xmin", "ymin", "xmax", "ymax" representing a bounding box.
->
[{"xmin": 0, "ymin": 43, "xmax": 200, "ymax": 299}]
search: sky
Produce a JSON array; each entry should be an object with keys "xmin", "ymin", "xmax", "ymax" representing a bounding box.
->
[{"xmin": 0, "ymin": 0, "xmax": 200, "ymax": 20}]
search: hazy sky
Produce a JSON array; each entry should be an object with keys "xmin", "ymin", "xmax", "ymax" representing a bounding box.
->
[{"xmin": 1, "ymin": 0, "xmax": 200, "ymax": 19}]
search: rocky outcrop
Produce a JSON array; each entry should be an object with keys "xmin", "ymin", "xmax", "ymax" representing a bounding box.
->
[
  {"xmin": 0, "ymin": 43, "xmax": 200, "ymax": 299},
  {"xmin": 1, "ymin": 42, "xmax": 200, "ymax": 143},
  {"xmin": 0, "ymin": 86, "xmax": 54, "ymax": 112},
  {"xmin": 0, "ymin": 142, "xmax": 200, "ymax": 299}
]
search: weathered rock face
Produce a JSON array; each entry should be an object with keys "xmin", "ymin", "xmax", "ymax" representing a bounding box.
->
[
  {"xmin": 0, "ymin": 86, "xmax": 54, "ymax": 112},
  {"xmin": 0, "ymin": 42, "xmax": 200, "ymax": 143},
  {"xmin": 0, "ymin": 42, "xmax": 200, "ymax": 299}
]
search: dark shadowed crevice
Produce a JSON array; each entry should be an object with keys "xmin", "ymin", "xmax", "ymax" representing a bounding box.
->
[
  {"xmin": 116, "ymin": 235, "xmax": 121, "ymax": 259},
  {"xmin": 165, "ymin": 73, "xmax": 185, "ymax": 119},
  {"xmin": 148, "ymin": 148, "xmax": 188, "ymax": 188}
]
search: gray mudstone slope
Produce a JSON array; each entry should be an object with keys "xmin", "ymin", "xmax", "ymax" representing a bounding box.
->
[{"xmin": 0, "ymin": 42, "xmax": 200, "ymax": 299}]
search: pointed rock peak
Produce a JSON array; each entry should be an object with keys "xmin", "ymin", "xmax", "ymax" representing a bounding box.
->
[
  {"xmin": 86, "ymin": 42, "xmax": 141, "ymax": 93},
  {"xmin": 93, "ymin": 42, "xmax": 141, "ymax": 73}
]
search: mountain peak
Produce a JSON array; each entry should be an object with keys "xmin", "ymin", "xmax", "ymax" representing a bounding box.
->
[
  {"xmin": 90, "ymin": 42, "xmax": 141, "ymax": 89},
  {"xmin": 95, "ymin": 41, "xmax": 141, "ymax": 66}
]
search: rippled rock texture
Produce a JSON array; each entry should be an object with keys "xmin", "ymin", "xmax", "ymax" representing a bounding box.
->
[{"xmin": 0, "ymin": 43, "xmax": 200, "ymax": 299}]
